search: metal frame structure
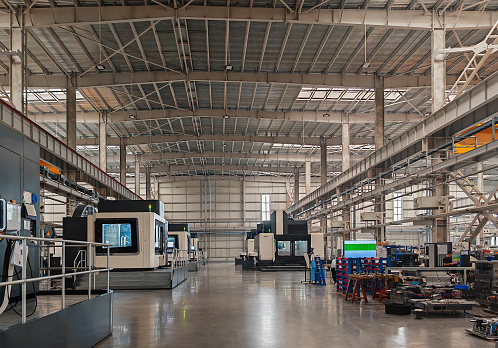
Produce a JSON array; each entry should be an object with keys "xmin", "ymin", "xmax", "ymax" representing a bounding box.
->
[
  {"xmin": 286, "ymin": 69, "xmax": 498, "ymax": 215},
  {"xmin": 0, "ymin": 234, "xmax": 111, "ymax": 324},
  {"xmin": 2, "ymin": 1, "xmax": 498, "ymax": 181}
]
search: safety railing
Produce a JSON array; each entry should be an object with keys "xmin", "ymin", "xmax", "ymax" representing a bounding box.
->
[
  {"xmin": 0, "ymin": 234, "xmax": 111, "ymax": 324},
  {"xmin": 72, "ymin": 249, "xmax": 87, "ymax": 283},
  {"xmin": 170, "ymin": 249, "xmax": 188, "ymax": 278},
  {"xmin": 197, "ymin": 250, "xmax": 207, "ymax": 263}
]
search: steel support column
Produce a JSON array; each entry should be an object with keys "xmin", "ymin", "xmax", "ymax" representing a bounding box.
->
[
  {"xmin": 475, "ymin": 162, "xmax": 484, "ymax": 245},
  {"xmin": 374, "ymin": 78, "xmax": 385, "ymax": 241},
  {"xmin": 99, "ymin": 117, "xmax": 107, "ymax": 173},
  {"xmin": 145, "ymin": 167, "xmax": 151, "ymax": 200},
  {"xmin": 342, "ymin": 120, "xmax": 351, "ymax": 171},
  {"xmin": 294, "ymin": 166, "xmax": 300, "ymax": 203},
  {"xmin": 320, "ymin": 137, "xmax": 328, "ymax": 235},
  {"xmin": 120, "ymin": 139, "xmax": 126, "ymax": 186},
  {"xmin": 431, "ymin": 28, "xmax": 446, "ymax": 112},
  {"xmin": 320, "ymin": 137, "xmax": 327, "ymax": 185},
  {"xmin": 430, "ymin": 148, "xmax": 448, "ymax": 242},
  {"xmin": 375, "ymin": 77, "xmax": 385, "ymax": 150},
  {"xmin": 66, "ymin": 78, "xmax": 76, "ymax": 150},
  {"xmin": 10, "ymin": 26, "xmax": 23, "ymax": 112},
  {"xmin": 305, "ymin": 160, "xmax": 311, "ymax": 195},
  {"xmin": 340, "ymin": 118, "xmax": 352, "ymax": 255},
  {"xmin": 135, "ymin": 155, "xmax": 141, "ymax": 197},
  {"xmin": 432, "ymin": 175, "xmax": 449, "ymax": 243}
]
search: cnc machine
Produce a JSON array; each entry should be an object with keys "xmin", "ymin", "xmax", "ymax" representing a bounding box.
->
[{"xmin": 87, "ymin": 211, "xmax": 167, "ymax": 269}]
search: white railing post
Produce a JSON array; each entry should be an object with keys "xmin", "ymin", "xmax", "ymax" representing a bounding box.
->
[
  {"xmin": 107, "ymin": 247, "xmax": 110, "ymax": 293},
  {"xmin": 22, "ymin": 241, "xmax": 27, "ymax": 324},
  {"xmin": 62, "ymin": 241, "xmax": 66, "ymax": 309},
  {"xmin": 87, "ymin": 244, "xmax": 92, "ymax": 300}
]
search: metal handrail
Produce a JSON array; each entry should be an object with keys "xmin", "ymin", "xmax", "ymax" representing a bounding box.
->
[
  {"xmin": 73, "ymin": 249, "xmax": 87, "ymax": 282},
  {"xmin": 0, "ymin": 234, "xmax": 112, "ymax": 324},
  {"xmin": 170, "ymin": 249, "xmax": 188, "ymax": 279}
]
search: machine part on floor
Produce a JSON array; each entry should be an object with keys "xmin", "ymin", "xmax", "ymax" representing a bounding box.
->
[
  {"xmin": 385, "ymin": 302, "xmax": 412, "ymax": 315},
  {"xmin": 466, "ymin": 318, "xmax": 498, "ymax": 340},
  {"xmin": 87, "ymin": 211, "xmax": 168, "ymax": 269},
  {"xmin": 390, "ymin": 285, "xmax": 462, "ymax": 304},
  {"xmin": 486, "ymin": 296, "xmax": 498, "ymax": 313},
  {"xmin": 414, "ymin": 309, "xmax": 424, "ymax": 319},
  {"xmin": 409, "ymin": 299, "xmax": 478, "ymax": 313}
]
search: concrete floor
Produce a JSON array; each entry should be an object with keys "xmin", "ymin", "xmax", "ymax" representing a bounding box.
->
[{"xmin": 96, "ymin": 263, "xmax": 493, "ymax": 348}]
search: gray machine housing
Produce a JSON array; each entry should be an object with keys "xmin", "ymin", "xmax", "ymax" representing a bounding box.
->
[{"xmin": 0, "ymin": 123, "xmax": 40, "ymax": 301}]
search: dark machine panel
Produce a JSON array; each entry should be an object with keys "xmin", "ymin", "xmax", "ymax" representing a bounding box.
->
[
  {"xmin": 274, "ymin": 234, "xmax": 311, "ymax": 266},
  {"xmin": 168, "ymin": 223, "xmax": 190, "ymax": 232},
  {"xmin": 63, "ymin": 217, "xmax": 88, "ymax": 269},
  {"xmin": 98, "ymin": 200, "xmax": 164, "ymax": 218},
  {"xmin": 287, "ymin": 220, "xmax": 308, "ymax": 235}
]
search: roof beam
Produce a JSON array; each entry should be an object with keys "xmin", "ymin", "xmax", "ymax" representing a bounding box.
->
[
  {"xmin": 32, "ymin": 109, "xmax": 422, "ymax": 123},
  {"xmin": 77, "ymin": 134, "xmax": 376, "ymax": 147},
  {"xmin": 16, "ymin": 7, "xmax": 498, "ymax": 30},
  {"xmin": 101, "ymin": 151, "xmax": 363, "ymax": 163},
  {"xmin": 109, "ymin": 165, "xmax": 303, "ymax": 174},
  {"xmin": 7, "ymin": 71, "xmax": 468, "ymax": 89}
]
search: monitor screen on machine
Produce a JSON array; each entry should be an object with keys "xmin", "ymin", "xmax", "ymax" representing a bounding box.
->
[
  {"xmin": 95, "ymin": 218, "xmax": 139, "ymax": 255},
  {"xmin": 102, "ymin": 223, "xmax": 132, "ymax": 248}
]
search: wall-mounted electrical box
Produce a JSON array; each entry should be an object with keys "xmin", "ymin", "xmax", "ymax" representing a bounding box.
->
[
  {"xmin": 330, "ymin": 221, "xmax": 346, "ymax": 228},
  {"xmin": 413, "ymin": 196, "xmax": 452, "ymax": 211},
  {"xmin": 6, "ymin": 202, "xmax": 21, "ymax": 232},
  {"xmin": 360, "ymin": 212, "xmax": 383, "ymax": 221}
]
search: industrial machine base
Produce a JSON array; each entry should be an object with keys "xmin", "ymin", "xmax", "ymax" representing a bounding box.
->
[
  {"xmin": 0, "ymin": 292, "xmax": 113, "ymax": 348},
  {"xmin": 188, "ymin": 261, "xmax": 205, "ymax": 272},
  {"xmin": 73, "ymin": 267, "xmax": 188, "ymax": 290}
]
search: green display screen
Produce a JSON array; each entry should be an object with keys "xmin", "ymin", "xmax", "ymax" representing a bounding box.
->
[{"xmin": 344, "ymin": 240, "xmax": 376, "ymax": 257}]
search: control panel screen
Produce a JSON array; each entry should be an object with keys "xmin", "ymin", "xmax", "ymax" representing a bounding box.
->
[
  {"xmin": 102, "ymin": 223, "xmax": 132, "ymax": 248},
  {"xmin": 95, "ymin": 218, "xmax": 138, "ymax": 254}
]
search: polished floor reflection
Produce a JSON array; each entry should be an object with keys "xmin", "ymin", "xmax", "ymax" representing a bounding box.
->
[{"xmin": 96, "ymin": 263, "xmax": 490, "ymax": 347}]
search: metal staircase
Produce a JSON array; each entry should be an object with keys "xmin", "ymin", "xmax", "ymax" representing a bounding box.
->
[{"xmin": 450, "ymin": 170, "xmax": 498, "ymax": 242}]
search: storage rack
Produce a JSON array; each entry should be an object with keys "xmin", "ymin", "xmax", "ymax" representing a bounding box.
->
[
  {"xmin": 362, "ymin": 257, "xmax": 391, "ymax": 294},
  {"xmin": 336, "ymin": 257, "xmax": 391, "ymax": 294},
  {"xmin": 336, "ymin": 258, "xmax": 361, "ymax": 294}
]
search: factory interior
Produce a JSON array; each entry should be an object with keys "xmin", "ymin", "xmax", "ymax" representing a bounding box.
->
[{"xmin": 3, "ymin": 0, "xmax": 498, "ymax": 347}]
